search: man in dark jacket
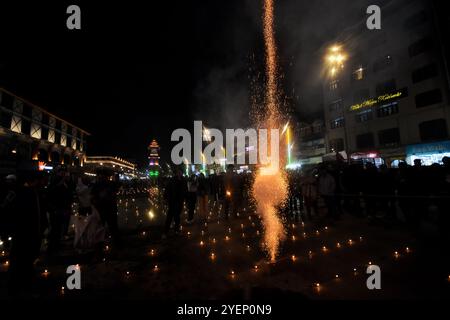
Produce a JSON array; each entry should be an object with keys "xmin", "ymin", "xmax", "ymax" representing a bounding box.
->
[
  {"xmin": 91, "ymin": 170, "xmax": 120, "ymax": 245},
  {"xmin": 163, "ymin": 169, "xmax": 187, "ymax": 238},
  {"xmin": 8, "ymin": 171, "xmax": 47, "ymax": 296}
]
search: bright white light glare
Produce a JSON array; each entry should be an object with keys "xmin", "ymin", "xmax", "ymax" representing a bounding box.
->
[{"xmin": 286, "ymin": 163, "xmax": 302, "ymax": 170}]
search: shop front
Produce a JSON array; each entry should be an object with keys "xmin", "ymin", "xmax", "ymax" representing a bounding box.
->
[
  {"xmin": 349, "ymin": 151, "xmax": 384, "ymax": 167},
  {"xmin": 379, "ymin": 147, "xmax": 406, "ymax": 168},
  {"xmin": 405, "ymin": 140, "xmax": 450, "ymax": 166}
]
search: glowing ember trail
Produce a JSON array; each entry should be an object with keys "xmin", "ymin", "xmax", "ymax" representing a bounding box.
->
[{"xmin": 252, "ymin": 0, "xmax": 288, "ymax": 262}]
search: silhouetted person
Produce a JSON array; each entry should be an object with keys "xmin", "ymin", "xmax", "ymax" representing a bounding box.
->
[
  {"xmin": 223, "ymin": 165, "xmax": 237, "ymax": 219},
  {"xmin": 186, "ymin": 174, "xmax": 198, "ymax": 223},
  {"xmin": 362, "ymin": 162, "xmax": 378, "ymax": 218},
  {"xmin": 91, "ymin": 170, "xmax": 120, "ymax": 245},
  {"xmin": 438, "ymin": 157, "xmax": 450, "ymax": 244},
  {"xmin": 47, "ymin": 168, "xmax": 73, "ymax": 255},
  {"xmin": 301, "ymin": 173, "xmax": 318, "ymax": 220},
  {"xmin": 163, "ymin": 169, "xmax": 187, "ymax": 238},
  {"xmin": 317, "ymin": 166, "xmax": 336, "ymax": 219},
  {"xmin": 378, "ymin": 164, "xmax": 396, "ymax": 220},
  {"xmin": 197, "ymin": 173, "xmax": 210, "ymax": 219},
  {"xmin": 8, "ymin": 171, "xmax": 47, "ymax": 296},
  {"xmin": 0, "ymin": 175, "xmax": 18, "ymax": 244}
]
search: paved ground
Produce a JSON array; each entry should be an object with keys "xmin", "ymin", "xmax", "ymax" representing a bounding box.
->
[{"xmin": 1, "ymin": 190, "xmax": 450, "ymax": 300}]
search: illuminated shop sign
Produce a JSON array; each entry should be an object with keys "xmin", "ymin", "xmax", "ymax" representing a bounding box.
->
[
  {"xmin": 349, "ymin": 88, "xmax": 408, "ymax": 111},
  {"xmin": 406, "ymin": 140, "xmax": 450, "ymax": 155}
]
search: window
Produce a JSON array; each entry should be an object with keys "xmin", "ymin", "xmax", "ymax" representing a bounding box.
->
[
  {"xmin": 377, "ymin": 102, "xmax": 399, "ymax": 117},
  {"xmin": 41, "ymin": 114, "xmax": 49, "ymax": 126},
  {"xmin": 329, "ymin": 100, "xmax": 343, "ymax": 112},
  {"xmin": 329, "ymin": 80, "xmax": 339, "ymax": 91},
  {"xmin": 55, "ymin": 120, "xmax": 62, "ymax": 131},
  {"xmin": 409, "ymin": 36, "xmax": 434, "ymax": 57},
  {"xmin": 376, "ymin": 79, "xmax": 397, "ymax": 96},
  {"xmin": 373, "ymin": 55, "xmax": 393, "ymax": 73},
  {"xmin": 353, "ymin": 88, "xmax": 370, "ymax": 103},
  {"xmin": 330, "ymin": 117, "xmax": 345, "ymax": 129},
  {"xmin": 352, "ymin": 67, "xmax": 365, "ymax": 81},
  {"xmin": 22, "ymin": 104, "xmax": 32, "ymax": 118},
  {"xmin": 299, "ymin": 126, "xmax": 312, "ymax": 137},
  {"xmin": 0, "ymin": 92, "xmax": 14, "ymax": 109},
  {"xmin": 356, "ymin": 133, "xmax": 375, "ymax": 149},
  {"xmin": 355, "ymin": 109, "xmax": 373, "ymax": 123},
  {"xmin": 404, "ymin": 10, "xmax": 428, "ymax": 29},
  {"xmin": 378, "ymin": 128, "xmax": 400, "ymax": 147},
  {"xmin": 412, "ymin": 63, "xmax": 438, "ymax": 83},
  {"xmin": 330, "ymin": 138, "xmax": 345, "ymax": 152},
  {"xmin": 312, "ymin": 123, "xmax": 324, "ymax": 134},
  {"xmin": 415, "ymin": 89, "xmax": 443, "ymax": 108},
  {"xmin": 419, "ymin": 119, "xmax": 448, "ymax": 141},
  {"xmin": 0, "ymin": 110, "xmax": 12, "ymax": 128}
]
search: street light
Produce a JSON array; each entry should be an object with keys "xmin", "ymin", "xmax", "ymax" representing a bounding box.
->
[{"xmin": 326, "ymin": 44, "xmax": 346, "ymax": 77}]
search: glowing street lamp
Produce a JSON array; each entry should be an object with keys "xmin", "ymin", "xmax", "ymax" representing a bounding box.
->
[{"xmin": 326, "ymin": 44, "xmax": 346, "ymax": 77}]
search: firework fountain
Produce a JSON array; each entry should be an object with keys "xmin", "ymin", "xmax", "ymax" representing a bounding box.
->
[{"xmin": 252, "ymin": 0, "xmax": 288, "ymax": 262}]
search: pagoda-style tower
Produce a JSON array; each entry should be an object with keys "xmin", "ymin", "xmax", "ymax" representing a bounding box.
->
[{"xmin": 148, "ymin": 139, "xmax": 160, "ymax": 177}]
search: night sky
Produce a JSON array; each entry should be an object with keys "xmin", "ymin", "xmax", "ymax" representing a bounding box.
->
[{"xmin": 0, "ymin": 0, "xmax": 374, "ymax": 167}]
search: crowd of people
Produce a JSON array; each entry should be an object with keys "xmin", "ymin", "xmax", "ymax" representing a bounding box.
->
[
  {"xmin": 287, "ymin": 157, "xmax": 450, "ymax": 238},
  {"xmin": 1, "ymin": 156, "xmax": 450, "ymax": 296},
  {"xmin": 0, "ymin": 167, "xmax": 120, "ymax": 295}
]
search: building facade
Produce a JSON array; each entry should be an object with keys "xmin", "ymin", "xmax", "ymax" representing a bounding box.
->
[
  {"xmin": 323, "ymin": 0, "xmax": 450, "ymax": 166},
  {"xmin": 0, "ymin": 88, "xmax": 89, "ymax": 173},
  {"xmin": 297, "ymin": 118, "xmax": 327, "ymax": 167}
]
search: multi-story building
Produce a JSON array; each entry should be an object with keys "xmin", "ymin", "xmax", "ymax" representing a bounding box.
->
[
  {"xmin": 296, "ymin": 116, "xmax": 327, "ymax": 167},
  {"xmin": 323, "ymin": 0, "xmax": 450, "ymax": 166},
  {"xmin": 0, "ymin": 88, "xmax": 89, "ymax": 173}
]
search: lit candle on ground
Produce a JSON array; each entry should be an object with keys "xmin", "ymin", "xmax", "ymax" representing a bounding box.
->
[
  {"xmin": 291, "ymin": 255, "xmax": 297, "ymax": 262},
  {"xmin": 337, "ymin": 242, "xmax": 341, "ymax": 248}
]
